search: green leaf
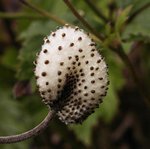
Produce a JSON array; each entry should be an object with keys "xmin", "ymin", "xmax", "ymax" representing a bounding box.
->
[
  {"xmin": 123, "ymin": 7, "xmax": 150, "ymax": 39},
  {"xmin": 19, "ymin": 21, "xmax": 57, "ymax": 40},
  {"xmin": 0, "ymin": 88, "xmax": 29, "ymax": 149},
  {"xmin": 1, "ymin": 47, "xmax": 18, "ymax": 70},
  {"xmin": 115, "ymin": 5, "xmax": 132, "ymax": 35},
  {"xmin": 16, "ymin": 35, "xmax": 43, "ymax": 80}
]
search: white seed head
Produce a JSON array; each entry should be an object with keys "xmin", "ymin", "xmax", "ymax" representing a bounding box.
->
[{"xmin": 34, "ymin": 25, "xmax": 109, "ymax": 124}]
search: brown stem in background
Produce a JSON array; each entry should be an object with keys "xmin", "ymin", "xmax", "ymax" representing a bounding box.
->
[
  {"xmin": 0, "ymin": 110, "xmax": 55, "ymax": 144},
  {"xmin": 127, "ymin": 2, "xmax": 150, "ymax": 23},
  {"xmin": 110, "ymin": 44, "xmax": 150, "ymax": 107},
  {"xmin": 63, "ymin": 0, "xmax": 105, "ymax": 41},
  {"xmin": 0, "ymin": 12, "xmax": 46, "ymax": 19},
  {"xmin": 84, "ymin": 0, "xmax": 108, "ymax": 23},
  {"xmin": 19, "ymin": 0, "xmax": 67, "ymax": 25}
]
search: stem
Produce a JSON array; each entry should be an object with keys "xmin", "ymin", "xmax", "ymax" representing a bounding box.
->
[
  {"xmin": 0, "ymin": 110, "xmax": 55, "ymax": 144},
  {"xmin": 63, "ymin": 0, "xmax": 104, "ymax": 41},
  {"xmin": 0, "ymin": 12, "xmax": 45, "ymax": 19},
  {"xmin": 111, "ymin": 44, "xmax": 150, "ymax": 107},
  {"xmin": 19, "ymin": 0, "xmax": 67, "ymax": 25},
  {"xmin": 84, "ymin": 0, "xmax": 108, "ymax": 23},
  {"xmin": 127, "ymin": 2, "xmax": 150, "ymax": 23}
]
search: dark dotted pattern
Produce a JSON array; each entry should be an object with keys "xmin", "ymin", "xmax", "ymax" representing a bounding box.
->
[{"xmin": 35, "ymin": 25, "xmax": 109, "ymax": 125}]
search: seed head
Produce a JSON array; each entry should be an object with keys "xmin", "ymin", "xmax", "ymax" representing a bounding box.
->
[{"xmin": 34, "ymin": 25, "xmax": 109, "ymax": 124}]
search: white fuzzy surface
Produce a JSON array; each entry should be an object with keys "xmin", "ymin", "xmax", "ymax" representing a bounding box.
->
[{"xmin": 35, "ymin": 26, "xmax": 108, "ymax": 124}]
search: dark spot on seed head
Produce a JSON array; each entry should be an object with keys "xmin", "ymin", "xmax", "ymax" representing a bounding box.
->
[
  {"xmin": 79, "ymin": 69, "xmax": 83, "ymax": 72},
  {"xmin": 58, "ymin": 46, "xmax": 62, "ymax": 50},
  {"xmin": 35, "ymin": 76, "xmax": 39, "ymax": 79},
  {"xmin": 96, "ymin": 67, "xmax": 99, "ymax": 70},
  {"xmin": 58, "ymin": 79, "xmax": 62, "ymax": 82},
  {"xmin": 99, "ymin": 77, "xmax": 103, "ymax": 80},
  {"xmin": 41, "ymin": 72, "xmax": 47, "ymax": 76},
  {"xmin": 90, "ymin": 43, "xmax": 96, "ymax": 46},
  {"xmin": 41, "ymin": 91, "xmax": 45, "ymax": 95},
  {"xmin": 44, "ymin": 60, "xmax": 49, "ymax": 64},
  {"xmin": 72, "ymin": 61, "xmax": 76, "ymax": 65},
  {"xmin": 52, "ymin": 32, "xmax": 56, "ymax": 36},
  {"xmin": 46, "ymin": 82, "xmax": 49, "ymax": 85},
  {"xmin": 79, "ymin": 49, "xmax": 83, "ymax": 52},
  {"xmin": 70, "ymin": 43, "xmax": 74, "ymax": 47},
  {"xmin": 85, "ymin": 61, "xmax": 89, "ymax": 64},
  {"xmin": 84, "ymin": 93, "xmax": 88, "ymax": 96},
  {"xmin": 46, "ymin": 39, "xmax": 50, "ymax": 43},
  {"xmin": 62, "ymin": 33, "xmax": 66, "ymax": 37},
  {"xmin": 107, "ymin": 81, "xmax": 110, "ymax": 85},
  {"xmin": 82, "ymin": 79, "xmax": 85, "ymax": 82},
  {"xmin": 75, "ymin": 27, "xmax": 79, "ymax": 31},
  {"xmin": 90, "ymin": 66, "xmax": 94, "ymax": 70},
  {"xmin": 60, "ymin": 62, "xmax": 64, "ymax": 66},
  {"xmin": 84, "ymin": 86, "xmax": 87, "ymax": 89},
  {"xmin": 91, "ymin": 53, "xmax": 94, "ymax": 57},
  {"xmin": 97, "ymin": 59, "xmax": 101, "ymax": 63},
  {"xmin": 68, "ymin": 56, "xmax": 72, "ymax": 60},
  {"xmin": 78, "ymin": 90, "xmax": 82, "ymax": 93},
  {"xmin": 48, "ymin": 89, "xmax": 51, "ymax": 92},
  {"xmin": 91, "ymin": 90, "xmax": 95, "ymax": 93},
  {"xmin": 74, "ymin": 92, "xmax": 77, "ymax": 95},
  {"xmin": 91, "ymin": 73, "xmax": 94, "ymax": 76},
  {"xmin": 43, "ymin": 49, "xmax": 48, "ymax": 53},
  {"xmin": 91, "ymin": 80, "xmax": 95, "ymax": 84},
  {"xmin": 78, "ymin": 62, "xmax": 81, "ymax": 66},
  {"xmin": 91, "ymin": 49, "xmax": 95, "ymax": 52},
  {"xmin": 101, "ymin": 85, "xmax": 105, "ymax": 89},
  {"xmin": 34, "ymin": 60, "xmax": 37, "ymax": 65},
  {"xmin": 78, "ymin": 37, "xmax": 82, "ymax": 41},
  {"xmin": 58, "ymin": 71, "xmax": 62, "ymax": 75},
  {"xmin": 57, "ymin": 84, "xmax": 61, "ymax": 88}
]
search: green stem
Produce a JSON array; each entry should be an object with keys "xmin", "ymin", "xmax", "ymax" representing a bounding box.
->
[
  {"xmin": 19, "ymin": 0, "xmax": 67, "ymax": 25},
  {"xmin": 84, "ymin": 0, "xmax": 108, "ymax": 23},
  {"xmin": 63, "ymin": 0, "xmax": 104, "ymax": 42},
  {"xmin": 127, "ymin": 2, "xmax": 150, "ymax": 23},
  {"xmin": 0, "ymin": 12, "xmax": 45, "ymax": 19}
]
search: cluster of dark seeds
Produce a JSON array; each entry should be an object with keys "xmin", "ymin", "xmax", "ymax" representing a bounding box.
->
[{"xmin": 34, "ymin": 25, "xmax": 109, "ymax": 124}]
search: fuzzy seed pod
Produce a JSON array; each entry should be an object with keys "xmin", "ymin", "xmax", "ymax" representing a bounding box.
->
[{"xmin": 34, "ymin": 25, "xmax": 109, "ymax": 124}]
